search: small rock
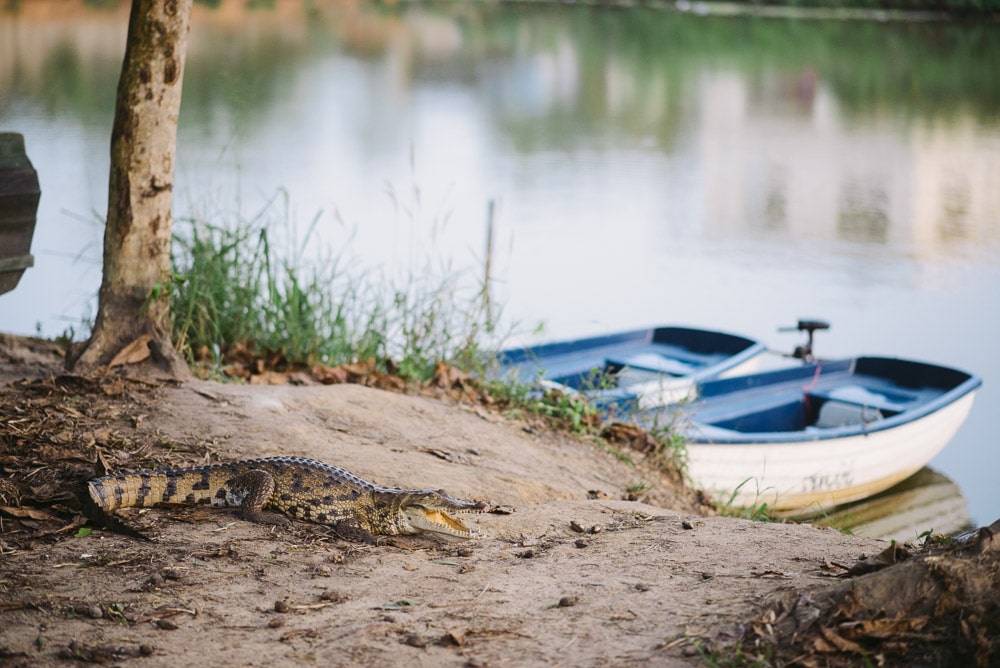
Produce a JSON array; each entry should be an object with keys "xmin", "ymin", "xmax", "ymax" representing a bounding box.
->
[
  {"xmin": 515, "ymin": 549, "xmax": 535, "ymax": 559},
  {"xmin": 634, "ymin": 583, "xmax": 651, "ymax": 592},
  {"xmin": 557, "ymin": 596, "xmax": 578, "ymax": 608},
  {"xmin": 155, "ymin": 618, "xmax": 178, "ymax": 630},
  {"xmin": 382, "ymin": 615, "xmax": 398, "ymax": 624},
  {"xmin": 456, "ymin": 546, "xmax": 474, "ymax": 557},
  {"xmin": 319, "ymin": 590, "xmax": 347, "ymax": 603},
  {"xmin": 404, "ymin": 633, "xmax": 426, "ymax": 648},
  {"xmin": 682, "ymin": 520, "xmax": 695, "ymax": 530},
  {"xmin": 268, "ymin": 617, "xmax": 285, "ymax": 628},
  {"xmin": 161, "ymin": 568, "xmax": 182, "ymax": 580},
  {"xmin": 88, "ymin": 606, "xmax": 104, "ymax": 620},
  {"xmin": 574, "ymin": 538, "xmax": 589, "ymax": 549},
  {"xmin": 274, "ymin": 600, "xmax": 290, "ymax": 613},
  {"xmin": 58, "ymin": 647, "xmax": 75, "ymax": 660},
  {"xmin": 147, "ymin": 572, "xmax": 165, "ymax": 587},
  {"xmin": 138, "ymin": 644, "xmax": 154, "ymax": 656},
  {"xmin": 441, "ymin": 629, "xmax": 465, "ymax": 646},
  {"xmin": 683, "ymin": 644, "xmax": 699, "ymax": 657},
  {"xmin": 569, "ymin": 520, "xmax": 586, "ymax": 533},
  {"xmin": 589, "ymin": 524, "xmax": 603, "ymax": 534}
]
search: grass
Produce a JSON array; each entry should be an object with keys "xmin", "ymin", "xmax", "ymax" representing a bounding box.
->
[
  {"xmin": 711, "ymin": 481, "xmax": 856, "ymax": 535},
  {"xmin": 694, "ymin": 637, "xmax": 779, "ymax": 668},
  {"xmin": 170, "ymin": 192, "xmax": 497, "ymax": 384},
  {"xmin": 713, "ymin": 477, "xmax": 779, "ymax": 522},
  {"xmin": 478, "ymin": 377, "xmax": 607, "ymax": 437},
  {"xmin": 630, "ymin": 401, "xmax": 691, "ymax": 480}
]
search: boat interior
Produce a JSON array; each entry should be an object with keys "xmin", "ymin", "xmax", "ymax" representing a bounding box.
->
[
  {"xmin": 687, "ymin": 358, "xmax": 965, "ymax": 435},
  {"xmin": 497, "ymin": 326, "xmax": 764, "ymax": 391}
]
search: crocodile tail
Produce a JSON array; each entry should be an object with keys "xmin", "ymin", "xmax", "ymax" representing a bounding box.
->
[{"xmin": 88, "ymin": 472, "xmax": 162, "ymax": 511}]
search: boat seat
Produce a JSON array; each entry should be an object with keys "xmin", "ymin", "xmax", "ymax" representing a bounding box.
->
[
  {"xmin": 807, "ymin": 384, "xmax": 914, "ymax": 413},
  {"xmin": 813, "ymin": 399, "xmax": 884, "ymax": 429},
  {"xmin": 605, "ymin": 353, "xmax": 695, "ymax": 377}
]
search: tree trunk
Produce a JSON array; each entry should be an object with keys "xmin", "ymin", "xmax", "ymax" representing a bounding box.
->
[{"xmin": 67, "ymin": 0, "xmax": 193, "ymax": 376}]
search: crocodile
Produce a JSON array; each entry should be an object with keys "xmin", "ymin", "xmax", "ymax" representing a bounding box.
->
[{"xmin": 87, "ymin": 456, "xmax": 485, "ymax": 540}]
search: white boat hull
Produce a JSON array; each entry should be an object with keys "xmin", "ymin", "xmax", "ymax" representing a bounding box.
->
[{"xmin": 686, "ymin": 391, "xmax": 977, "ymax": 511}]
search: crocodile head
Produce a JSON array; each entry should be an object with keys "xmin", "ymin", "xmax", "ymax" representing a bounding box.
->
[{"xmin": 377, "ymin": 489, "xmax": 487, "ymax": 540}]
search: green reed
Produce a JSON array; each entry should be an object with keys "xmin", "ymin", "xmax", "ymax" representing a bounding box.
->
[{"xmin": 169, "ymin": 195, "xmax": 495, "ymax": 383}]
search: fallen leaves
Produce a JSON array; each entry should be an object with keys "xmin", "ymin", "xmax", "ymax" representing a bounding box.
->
[
  {"xmin": 708, "ymin": 521, "xmax": 1000, "ymax": 667},
  {"xmin": 601, "ymin": 422, "xmax": 661, "ymax": 454},
  {"xmin": 845, "ymin": 541, "xmax": 912, "ymax": 576},
  {"xmin": 0, "ymin": 374, "xmax": 203, "ymax": 544}
]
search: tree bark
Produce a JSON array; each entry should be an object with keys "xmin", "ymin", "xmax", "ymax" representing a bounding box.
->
[{"xmin": 67, "ymin": 0, "xmax": 193, "ymax": 376}]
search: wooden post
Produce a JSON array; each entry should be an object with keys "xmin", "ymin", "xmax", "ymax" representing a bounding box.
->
[{"xmin": 482, "ymin": 199, "xmax": 497, "ymax": 329}]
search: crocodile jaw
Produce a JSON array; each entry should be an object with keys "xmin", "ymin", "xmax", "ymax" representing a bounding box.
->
[{"xmin": 402, "ymin": 505, "xmax": 474, "ymax": 540}]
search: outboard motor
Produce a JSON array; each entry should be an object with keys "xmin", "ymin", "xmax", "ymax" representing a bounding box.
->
[{"xmin": 779, "ymin": 319, "xmax": 830, "ymax": 362}]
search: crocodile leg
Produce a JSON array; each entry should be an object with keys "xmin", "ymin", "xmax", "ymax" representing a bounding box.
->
[{"xmin": 228, "ymin": 469, "xmax": 289, "ymax": 526}]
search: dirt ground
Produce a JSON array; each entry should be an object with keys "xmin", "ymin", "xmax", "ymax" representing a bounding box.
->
[{"xmin": 1, "ymin": 334, "xmax": 997, "ymax": 667}]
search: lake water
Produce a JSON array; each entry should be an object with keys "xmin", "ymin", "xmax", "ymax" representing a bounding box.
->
[{"xmin": 2, "ymin": 1, "xmax": 998, "ymax": 531}]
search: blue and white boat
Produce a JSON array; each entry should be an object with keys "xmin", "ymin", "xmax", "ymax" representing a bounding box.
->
[
  {"xmin": 638, "ymin": 356, "xmax": 981, "ymax": 511},
  {"xmin": 494, "ymin": 326, "xmax": 767, "ymax": 410}
]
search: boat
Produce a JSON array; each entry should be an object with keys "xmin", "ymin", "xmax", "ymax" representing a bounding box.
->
[
  {"xmin": 638, "ymin": 356, "xmax": 981, "ymax": 512},
  {"xmin": 0, "ymin": 133, "xmax": 40, "ymax": 296},
  {"xmin": 494, "ymin": 326, "xmax": 767, "ymax": 410}
]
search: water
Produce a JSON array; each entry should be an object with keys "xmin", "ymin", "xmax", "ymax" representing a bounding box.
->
[{"xmin": 2, "ymin": 1, "xmax": 998, "ymax": 531}]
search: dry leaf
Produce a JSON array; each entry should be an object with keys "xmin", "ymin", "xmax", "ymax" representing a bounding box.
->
[
  {"xmin": 419, "ymin": 447, "xmax": 458, "ymax": 462},
  {"xmin": 372, "ymin": 373, "xmax": 406, "ymax": 392},
  {"xmin": 0, "ymin": 506, "xmax": 59, "ymax": 521},
  {"xmin": 248, "ymin": 371, "xmax": 289, "ymax": 385},
  {"xmin": 847, "ymin": 542, "xmax": 912, "ymax": 576},
  {"xmin": 108, "ymin": 334, "xmax": 153, "ymax": 368},
  {"xmin": 818, "ymin": 625, "xmax": 865, "ymax": 653}
]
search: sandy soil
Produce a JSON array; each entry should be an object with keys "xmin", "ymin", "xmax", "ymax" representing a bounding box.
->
[{"xmin": 0, "ymin": 334, "xmax": 996, "ymax": 667}]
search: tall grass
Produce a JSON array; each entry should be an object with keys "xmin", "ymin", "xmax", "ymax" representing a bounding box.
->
[{"xmin": 170, "ymin": 194, "xmax": 498, "ymax": 382}]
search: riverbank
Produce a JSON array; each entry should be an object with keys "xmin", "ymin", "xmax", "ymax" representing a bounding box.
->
[{"xmin": 1, "ymin": 333, "xmax": 997, "ymax": 666}]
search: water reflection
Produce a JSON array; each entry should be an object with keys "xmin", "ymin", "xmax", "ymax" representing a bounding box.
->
[
  {"xmin": 3, "ymin": 2, "xmax": 999, "ymax": 338},
  {"xmin": 808, "ymin": 468, "xmax": 972, "ymax": 542},
  {"xmin": 838, "ymin": 180, "xmax": 890, "ymax": 244}
]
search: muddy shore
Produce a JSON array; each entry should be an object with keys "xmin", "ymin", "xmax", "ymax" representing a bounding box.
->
[{"xmin": 1, "ymin": 334, "xmax": 996, "ymax": 666}]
